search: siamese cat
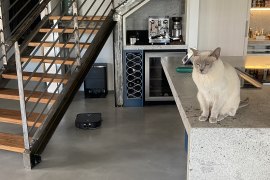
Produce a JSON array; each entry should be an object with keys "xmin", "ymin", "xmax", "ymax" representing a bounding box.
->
[{"xmin": 191, "ymin": 47, "xmax": 241, "ymax": 123}]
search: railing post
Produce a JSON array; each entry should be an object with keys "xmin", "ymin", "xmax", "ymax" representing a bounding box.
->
[
  {"xmin": 0, "ymin": 1, "xmax": 7, "ymax": 66},
  {"xmin": 111, "ymin": 0, "xmax": 115, "ymax": 9},
  {"xmin": 72, "ymin": 0, "xmax": 81, "ymax": 66},
  {"xmin": 14, "ymin": 41, "xmax": 31, "ymax": 169}
]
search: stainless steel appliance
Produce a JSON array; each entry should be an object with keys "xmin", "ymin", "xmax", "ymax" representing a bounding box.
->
[
  {"xmin": 148, "ymin": 16, "xmax": 170, "ymax": 44},
  {"xmin": 145, "ymin": 51, "xmax": 186, "ymax": 101},
  {"xmin": 171, "ymin": 17, "xmax": 183, "ymax": 42}
]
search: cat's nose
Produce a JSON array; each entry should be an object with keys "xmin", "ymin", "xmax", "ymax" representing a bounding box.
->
[{"xmin": 200, "ymin": 69, "xmax": 204, "ymax": 72}]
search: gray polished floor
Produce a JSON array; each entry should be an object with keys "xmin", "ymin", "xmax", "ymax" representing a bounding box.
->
[{"xmin": 0, "ymin": 92, "xmax": 187, "ymax": 180}]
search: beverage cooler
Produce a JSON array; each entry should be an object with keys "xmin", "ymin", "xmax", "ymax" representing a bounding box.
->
[{"xmin": 144, "ymin": 51, "xmax": 186, "ymax": 102}]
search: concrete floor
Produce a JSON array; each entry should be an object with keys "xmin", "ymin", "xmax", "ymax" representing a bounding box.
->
[{"xmin": 0, "ymin": 92, "xmax": 187, "ymax": 180}]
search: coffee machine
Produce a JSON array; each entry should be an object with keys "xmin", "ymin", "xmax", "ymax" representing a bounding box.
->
[
  {"xmin": 171, "ymin": 17, "xmax": 183, "ymax": 42},
  {"xmin": 148, "ymin": 16, "xmax": 170, "ymax": 44}
]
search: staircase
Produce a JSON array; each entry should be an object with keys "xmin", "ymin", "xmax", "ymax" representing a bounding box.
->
[{"xmin": 0, "ymin": 0, "xmax": 117, "ymax": 169}]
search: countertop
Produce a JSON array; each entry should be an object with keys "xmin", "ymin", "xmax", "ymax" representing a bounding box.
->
[
  {"xmin": 161, "ymin": 56, "xmax": 270, "ymax": 135},
  {"xmin": 124, "ymin": 41, "xmax": 188, "ymax": 50}
]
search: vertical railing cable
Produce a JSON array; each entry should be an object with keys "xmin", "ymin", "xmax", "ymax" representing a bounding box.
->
[
  {"xmin": 0, "ymin": 1, "xmax": 7, "ymax": 66},
  {"xmin": 73, "ymin": 0, "xmax": 81, "ymax": 66}
]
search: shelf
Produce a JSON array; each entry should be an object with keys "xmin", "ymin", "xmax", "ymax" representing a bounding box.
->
[
  {"xmin": 250, "ymin": 7, "xmax": 270, "ymax": 10},
  {"xmin": 124, "ymin": 44, "xmax": 188, "ymax": 50}
]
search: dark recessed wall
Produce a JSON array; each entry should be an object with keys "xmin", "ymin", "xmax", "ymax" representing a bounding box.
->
[{"xmin": 126, "ymin": 0, "xmax": 185, "ymax": 30}]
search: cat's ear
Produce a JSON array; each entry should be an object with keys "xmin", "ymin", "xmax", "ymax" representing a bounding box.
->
[
  {"xmin": 209, "ymin": 47, "xmax": 221, "ymax": 59},
  {"xmin": 190, "ymin": 48, "xmax": 199, "ymax": 56}
]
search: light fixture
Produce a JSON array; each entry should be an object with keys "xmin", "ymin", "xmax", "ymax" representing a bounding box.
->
[{"xmin": 250, "ymin": 7, "xmax": 270, "ymax": 11}]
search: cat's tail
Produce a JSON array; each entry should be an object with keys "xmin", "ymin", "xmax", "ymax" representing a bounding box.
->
[{"xmin": 239, "ymin": 98, "xmax": 249, "ymax": 109}]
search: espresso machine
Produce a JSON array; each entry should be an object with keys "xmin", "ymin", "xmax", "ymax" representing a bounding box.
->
[
  {"xmin": 171, "ymin": 17, "xmax": 183, "ymax": 43},
  {"xmin": 148, "ymin": 16, "xmax": 170, "ymax": 44}
]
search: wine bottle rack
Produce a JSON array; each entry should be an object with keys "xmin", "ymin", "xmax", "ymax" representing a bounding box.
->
[{"xmin": 123, "ymin": 50, "xmax": 144, "ymax": 107}]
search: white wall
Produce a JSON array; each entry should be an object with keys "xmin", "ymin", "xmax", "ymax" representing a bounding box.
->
[
  {"xmin": 94, "ymin": 33, "xmax": 114, "ymax": 91},
  {"xmin": 197, "ymin": 0, "xmax": 250, "ymax": 56}
]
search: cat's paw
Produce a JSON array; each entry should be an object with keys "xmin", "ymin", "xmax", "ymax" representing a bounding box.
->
[
  {"xmin": 209, "ymin": 117, "xmax": 217, "ymax": 123},
  {"xmin": 199, "ymin": 116, "xmax": 208, "ymax": 122}
]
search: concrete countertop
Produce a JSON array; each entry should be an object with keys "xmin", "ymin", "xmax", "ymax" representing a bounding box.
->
[{"xmin": 161, "ymin": 56, "xmax": 270, "ymax": 135}]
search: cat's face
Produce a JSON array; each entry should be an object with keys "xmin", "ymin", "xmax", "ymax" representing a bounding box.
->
[
  {"xmin": 191, "ymin": 47, "xmax": 221, "ymax": 75},
  {"xmin": 193, "ymin": 56, "xmax": 215, "ymax": 74}
]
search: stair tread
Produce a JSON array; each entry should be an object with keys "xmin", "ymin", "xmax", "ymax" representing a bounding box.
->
[
  {"xmin": 28, "ymin": 42, "xmax": 91, "ymax": 49},
  {"xmin": 0, "ymin": 108, "xmax": 46, "ymax": 127},
  {"xmin": 21, "ymin": 56, "xmax": 76, "ymax": 65},
  {"xmin": 0, "ymin": 88, "xmax": 57, "ymax": 104},
  {"xmin": 2, "ymin": 72, "xmax": 69, "ymax": 84},
  {"xmin": 39, "ymin": 28, "xmax": 99, "ymax": 34},
  {"xmin": 49, "ymin": 16, "xmax": 106, "ymax": 21},
  {"xmin": 0, "ymin": 132, "xmax": 25, "ymax": 153}
]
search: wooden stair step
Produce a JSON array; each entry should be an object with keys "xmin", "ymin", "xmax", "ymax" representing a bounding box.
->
[
  {"xmin": 0, "ymin": 108, "xmax": 46, "ymax": 127},
  {"xmin": 0, "ymin": 88, "xmax": 57, "ymax": 104},
  {"xmin": 39, "ymin": 28, "xmax": 99, "ymax": 34},
  {"xmin": 21, "ymin": 56, "xmax": 76, "ymax": 65},
  {"xmin": 2, "ymin": 72, "xmax": 69, "ymax": 84},
  {"xmin": 0, "ymin": 132, "xmax": 25, "ymax": 153},
  {"xmin": 49, "ymin": 16, "xmax": 106, "ymax": 21},
  {"xmin": 28, "ymin": 42, "xmax": 91, "ymax": 49}
]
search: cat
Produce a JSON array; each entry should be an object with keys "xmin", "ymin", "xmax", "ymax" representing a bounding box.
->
[{"xmin": 191, "ymin": 47, "xmax": 241, "ymax": 123}]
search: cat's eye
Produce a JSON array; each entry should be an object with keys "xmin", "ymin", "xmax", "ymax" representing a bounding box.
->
[
  {"xmin": 205, "ymin": 63, "xmax": 210, "ymax": 66},
  {"xmin": 196, "ymin": 63, "xmax": 200, "ymax": 66}
]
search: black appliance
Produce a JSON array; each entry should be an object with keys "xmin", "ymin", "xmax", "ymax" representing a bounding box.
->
[
  {"xmin": 75, "ymin": 113, "xmax": 102, "ymax": 129},
  {"xmin": 144, "ymin": 51, "xmax": 186, "ymax": 102},
  {"xmin": 84, "ymin": 63, "xmax": 107, "ymax": 98}
]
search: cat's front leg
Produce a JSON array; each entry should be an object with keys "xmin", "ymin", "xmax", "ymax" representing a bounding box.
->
[
  {"xmin": 197, "ymin": 92, "xmax": 209, "ymax": 121},
  {"xmin": 209, "ymin": 96, "xmax": 224, "ymax": 123}
]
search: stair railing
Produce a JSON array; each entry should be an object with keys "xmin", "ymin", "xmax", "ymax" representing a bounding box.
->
[
  {"xmin": 0, "ymin": 0, "xmax": 116, "ymax": 168},
  {"xmin": 25, "ymin": 0, "xmax": 112, "ymax": 135}
]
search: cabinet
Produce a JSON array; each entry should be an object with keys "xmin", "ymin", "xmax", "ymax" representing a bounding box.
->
[
  {"xmin": 248, "ymin": 4, "xmax": 270, "ymax": 55},
  {"xmin": 123, "ymin": 50, "xmax": 144, "ymax": 107},
  {"xmin": 197, "ymin": 0, "xmax": 250, "ymax": 56}
]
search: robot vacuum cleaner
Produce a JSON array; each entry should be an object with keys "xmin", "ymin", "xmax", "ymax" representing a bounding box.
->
[{"xmin": 75, "ymin": 113, "xmax": 102, "ymax": 130}]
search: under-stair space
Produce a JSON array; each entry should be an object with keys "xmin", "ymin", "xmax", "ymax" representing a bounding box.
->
[{"xmin": 0, "ymin": 0, "xmax": 117, "ymax": 169}]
